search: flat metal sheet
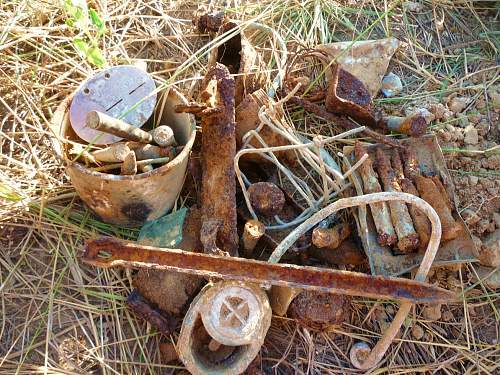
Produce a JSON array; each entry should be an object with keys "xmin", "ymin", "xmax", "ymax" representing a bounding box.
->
[
  {"xmin": 345, "ymin": 135, "xmax": 478, "ymax": 277},
  {"xmin": 69, "ymin": 65, "xmax": 156, "ymax": 144}
]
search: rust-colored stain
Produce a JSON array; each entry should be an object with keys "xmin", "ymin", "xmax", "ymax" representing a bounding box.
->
[{"xmin": 83, "ymin": 237, "xmax": 456, "ymax": 304}]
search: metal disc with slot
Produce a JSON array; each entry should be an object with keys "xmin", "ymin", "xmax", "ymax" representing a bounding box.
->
[{"xmin": 69, "ymin": 65, "xmax": 157, "ymax": 144}]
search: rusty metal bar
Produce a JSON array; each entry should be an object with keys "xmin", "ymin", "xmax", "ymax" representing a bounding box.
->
[{"xmin": 83, "ymin": 237, "xmax": 454, "ymax": 304}]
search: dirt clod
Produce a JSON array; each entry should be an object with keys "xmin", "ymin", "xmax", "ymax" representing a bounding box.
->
[
  {"xmin": 422, "ymin": 304, "xmax": 442, "ymax": 321},
  {"xmin": 288, "ymin": 291, "xmax": 351, "ymax": 330},
  {"xmin": 475, "ymin": 229, "xmax": 500, "ymax": 267},
  {"xmin": 412, "ymin": 324, "xmax": 425, "ymax": 340}
]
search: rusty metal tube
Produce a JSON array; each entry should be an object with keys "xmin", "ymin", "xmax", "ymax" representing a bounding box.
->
[
  {"xmin": 86, "ymin": 110, "xmax": 153, "ymax": 143},
  {"xmin": 355, "ymin": 143, "xmax": 397, "ymax": 246},
  {"xmin": 375, "ymin": 147, "xmax": 419, "ymax": 253},
  {"xmin": 199, "ymin": 64, "xmax": 239, "ymax": 256}
]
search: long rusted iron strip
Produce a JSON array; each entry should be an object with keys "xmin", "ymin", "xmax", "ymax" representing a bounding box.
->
[{"xmin": 83, "ymin": 237, "xmax": 455, "ymax": 304}]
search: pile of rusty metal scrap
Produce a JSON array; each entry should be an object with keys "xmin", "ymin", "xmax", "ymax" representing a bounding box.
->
[{"xmin": 72, "ymin": 11, "xmax": 479, "ymax": 375}]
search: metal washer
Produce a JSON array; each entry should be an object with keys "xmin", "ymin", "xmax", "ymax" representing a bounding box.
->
[{"xmin": 69, "ymin": 65, "xmax": 156, "ymax": 144}]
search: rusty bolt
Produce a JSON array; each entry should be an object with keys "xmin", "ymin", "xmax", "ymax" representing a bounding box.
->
[{"xmin": 247, "ymin": 182, "xmax": 285, "ymax": 217}]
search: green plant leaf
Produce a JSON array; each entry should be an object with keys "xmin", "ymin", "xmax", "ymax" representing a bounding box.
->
[
  {"xmin": 73, "ymin": 38, "xmax": 89, "ymax": 54},
  {"xmin": 63, "ymin": 0, "xmax": 89, "ymax": 30},
  {"xmin": 89, "ymin": 8, "xmax": 105, "ymax": 33},
  {"xmin": 86, "ymin": 46, "xmax": 106, "ymax": 68}
]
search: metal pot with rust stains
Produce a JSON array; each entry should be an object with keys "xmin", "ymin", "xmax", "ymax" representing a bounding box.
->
[{"xmin": 49, "ymin": 69, "xmax": 196, "ymax": 227}]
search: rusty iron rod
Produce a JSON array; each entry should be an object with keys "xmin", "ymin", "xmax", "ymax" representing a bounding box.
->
[{"xmin": 82, "ymin": 237, "xmax": 454, "ymax": 304}]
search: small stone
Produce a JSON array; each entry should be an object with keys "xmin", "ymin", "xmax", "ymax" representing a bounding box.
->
[
  {"xmin": 428, "ymin": 103, "xmax": 446, "ymax": 120},
  {"xmin": 464, "ymin": 125, "xmax": 479, "ymax": 145},
  {"xmin": 468, "ymin": 175, "xmax": 479, "ymax": 186},
  {"xmin": 422, "ymin": 304, "xmax": 442, "ymax": 321},
  {"xmin": 467, "ymin": 113, "xmax": 482, "ymax": 124},
  {"xmin": 159, "ymin": 342, "xmax": 178, "ymax": 363},
  {"xmin": 493, "ymin": 213, "xmax": 500, "ymax": 228},
  {"xmin": 385, "ymin": 305, "xmax": 394, "ymax": 315},
  {"xmin": 476, "ymin": 98, "xmax": 486, "ymax": 110},
  {"xmin": 437, "ymin": 128, "xmax": 452, "ymax": 142},
  {"xmin": 442, "ymin": 310, "xmax": 454, "ymax": 322},
  {"xmin": 461, "ymin": 208, "xmax": 480, "ymax": 225},
  {"xmin": 411, "ymin": 108, "xmax": 435, "ymax": 124},
  {"xmin": 412, "ymin": 324, "xmax": 425, "ymax": 340},
  {"xmin": 403, "ymin": 1, "xmax": 424, "ymax": 12},
  {"xmin": 476, "ymin": 229, "xmax": 500, "ymax": 267},
  {"xmin": 381, "ymin": 72, "xmax": 403, "ymax": 97},
  {"xmin": 472, "ymin": 266, "xmax": 500, "ymax": 290},
  {"xmin": 448, "ymin": 97, "xmax": 468, "ymax": 113}
]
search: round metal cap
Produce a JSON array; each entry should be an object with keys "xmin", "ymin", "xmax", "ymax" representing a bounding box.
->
[
  {"xmin": 69, "ymin": 65, "xmax": 156, "ymax": 144},
  {"xmin": 201, "ymin": 284, "xmax": 264, "ymax": 346}
]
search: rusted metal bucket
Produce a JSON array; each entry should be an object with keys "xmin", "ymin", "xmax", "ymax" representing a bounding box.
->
[{"xmin": 50, "ymin": 88, "xmax": 196, "ymax": 227}]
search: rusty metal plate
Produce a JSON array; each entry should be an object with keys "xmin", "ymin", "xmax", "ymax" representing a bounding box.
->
[
  {"xmin": 83, "ymin": 237, "xmax": 455, "ymax": 304},
  {"xmin": 346, "ymin": 135, "xmax": 478, "ymax": 277},
  {"xmin": 69, "ymin": 65, "xmax": 156, "ymax": 144}
]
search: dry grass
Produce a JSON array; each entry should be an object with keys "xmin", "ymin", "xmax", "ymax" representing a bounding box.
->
[{"xmin": 1, "ymin": 0, "xmax": 499, "ymax": 374}]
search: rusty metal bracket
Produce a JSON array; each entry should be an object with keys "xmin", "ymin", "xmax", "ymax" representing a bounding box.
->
[
  {"xmin": 82, "ymin": 237, "xmax": 454, "ymax": 304},
  {"xmin": 325, "ymin": 63, "xmax": 377, "ymax": 127}
]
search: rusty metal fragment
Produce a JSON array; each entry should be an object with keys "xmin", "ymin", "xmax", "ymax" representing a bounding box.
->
[
  {"xmin": 379, "ymin": 115, "xmax": 427, "ymax": 137},
  {"xmin": 242, "ymin": 220, "xmax": 265, "ymax": 257},
  {"xmin": 288, "ymin": 96, "xmax": 402, "ymax": 149},
  {"xmin": 415, "ymin": 176, "xmax": 463, "ymax": 241},
  {"xmin": 308, "ymin": 240, "xmax": 366, "ymax": 266},
  {"xmin": 177, "ymin": 281, "xmax": 271, "ymax": 375},
  {"xmin": 235, "ymin": 89, "xmax": 296, "ymax": 165},
  {"xmin": 130, "ymin": 144, "xmax": 181, "ymax": 161},
  {"xmin": 402, "ymin": 146, "xmax": 420, "ymax": 180},
  {"xmin": 288, "ymin": 291, "xmax": 351, "ymax": 330},
  {"xmin": 120, "ymin": 151, "xmax": 137, "ymax": 175},
  {"xmin": 391, "ymin": 149, "xmax": 431, "ymax": 251},
  {"xmin": 126, "ymin": 289, "xmax": 178, "ymax": 334},
  {"xmin": 347, "ymin": 136, "xmax": 477, "ymax": 277},
  {"xmin": 178, "ymin": 64, "xmax": 238, "ymax": 256},
  {"xmin": 312, "ymin": 222, "xmax": 351, "ymax": 249},
  {"xmin": 325, "ymin": 64, "xmax": 377, "ymax": 128},
  {"xmin": 150, "ymin": 125, "xmax": 176, "ymax": 147},
  {"xmin": 247, "ymin": 182, "xmax": 285, "ymax": 217},
  {"xmin": 83, "ymin": 237, "xmax": 456, "ymax": 304},
  {"xmin": 86, "ymin": 110, "xmax": 154, "ymax": 144},
  {"xmin": 193, "ymin": 9, "xmax": 226, "ymax": 33},
  {"xmin": 208, "ymin": 22, "xmax": 265, "ymax": 106},
  {"xmin": 355, "ymin": 143, "xmax": 397, "ymax": 246},
  {"xmin": 90, "ymin": 143, "xmax": 130, "ymax": 163},
  {"xmin": 375, "ymin": 147, "xmax": 419, "ymax": 253},
  {"xmin": 269, "ymin": 285, "xmax": 301, "ymax": 316}
]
